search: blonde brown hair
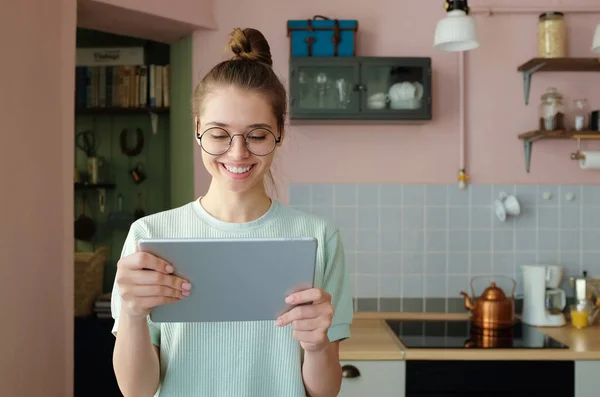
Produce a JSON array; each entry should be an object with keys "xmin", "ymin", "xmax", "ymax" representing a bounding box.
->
[{"xmin": 192, "ymin": 27, "xmax": 287, "ymax": 132}]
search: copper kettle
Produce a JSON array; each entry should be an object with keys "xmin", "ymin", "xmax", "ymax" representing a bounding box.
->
[
  {"xmin": 464, "ymin": 329, "xmax": 515, "ymax": 348},
  {"xmin": 460, "ymin": 276, "xmax": 517, "ymax": 330}
]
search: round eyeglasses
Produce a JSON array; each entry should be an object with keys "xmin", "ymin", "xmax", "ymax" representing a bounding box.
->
[{"xmin": 196, "ymin": 127, "xmax": 281, "ymax": 156}]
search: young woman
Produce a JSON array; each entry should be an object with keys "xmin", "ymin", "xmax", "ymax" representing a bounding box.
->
[{"xmin": 110, "ymin": 27, "xmax": 353, "ymax": 397}]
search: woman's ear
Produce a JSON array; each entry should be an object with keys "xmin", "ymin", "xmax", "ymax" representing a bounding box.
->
[
  {"xmin": 277, "ymin": 127, "xmax": 285, "ymax": 146},
  {"xmin": 194, "ymin": 118, "xmax": 202, "ymax": 144}
]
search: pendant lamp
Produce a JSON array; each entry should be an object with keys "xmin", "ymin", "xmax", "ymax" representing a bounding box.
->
[{"xmin": 433, "ymin": 0, "xmax": 479, "ymax": 52}]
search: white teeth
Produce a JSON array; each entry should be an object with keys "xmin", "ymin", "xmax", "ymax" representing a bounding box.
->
[{"xmin": 224, "ymin": 165, "xmax": 251, "ymax": 174}]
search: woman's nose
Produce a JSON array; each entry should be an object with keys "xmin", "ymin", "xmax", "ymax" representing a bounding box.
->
[{"xmin": 228, "ymin": 135, "xmax": 249, "ymax": 158}]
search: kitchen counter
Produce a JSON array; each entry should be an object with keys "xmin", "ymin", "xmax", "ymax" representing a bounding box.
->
[{"xmin": 339, "ymin": 312, "xmax": 600, "ymax": 361}]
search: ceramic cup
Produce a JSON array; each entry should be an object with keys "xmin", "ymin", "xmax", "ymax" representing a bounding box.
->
[
  {"xmin": 503, "ymin": 194, "xmax": 521, "ymax": 216},
  {"xmin": 495, "ymin": 193, "xmax": 521, "ymax": 222}
]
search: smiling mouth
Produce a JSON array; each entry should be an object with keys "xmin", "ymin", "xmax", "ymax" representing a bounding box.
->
[{"xmin": 220, "ymin": 163, "xmax": 254, "ymax": 174}]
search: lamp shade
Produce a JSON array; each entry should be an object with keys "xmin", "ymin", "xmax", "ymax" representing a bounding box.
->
[
  {"xmin": 592, "ymin": 24, "xmax": 600, "ymax": 54},
  {"xmin": 434, "ymin": 9, "xmax": 479, "ymax": 52}
]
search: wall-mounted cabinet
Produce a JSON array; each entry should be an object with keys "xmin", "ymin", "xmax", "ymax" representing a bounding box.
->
[{"xmin": 289, "ymin": 57, "xmax": 432, "ymax": 122}]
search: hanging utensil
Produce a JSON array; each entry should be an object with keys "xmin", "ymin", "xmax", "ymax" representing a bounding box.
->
[
  {"xmin": 120, "ymin": 127, "xmax": 144, "ymax": 157},
  {"xmin": 74, "ymin": 194, "xmax": 96, "ymax": 241},
  {"xmin": 129, "ymin": 162, "xmax": 147, "ymax": 184},
  {"xmin": 98, "ymin": 190, "xmax": 105, "ymax": 214},
  {"xmin": 75, "ymin": 130, "xmax": 96, "ymax": 157},
  {"xmin": 108, "ymin": 194, "xmax": 133, "ymax": 229}
]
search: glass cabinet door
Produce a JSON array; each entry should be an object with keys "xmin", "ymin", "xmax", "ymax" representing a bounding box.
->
[
  {"xmin": 359, "ymin": 58, "xmax": 431, "ymax": 119},
  {"xmin": 290, "ymin": 60, "xmax": 360, "ymax": 117}
]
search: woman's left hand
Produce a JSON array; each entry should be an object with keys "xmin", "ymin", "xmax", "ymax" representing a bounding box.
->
[{"xmin": 276, "ymin": 288, "xmax": 334, "ymax": 353}]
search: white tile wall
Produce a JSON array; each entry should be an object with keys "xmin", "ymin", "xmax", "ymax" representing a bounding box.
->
[{"xmin": 289, "ymin": 183, "xmax": 600, "ymax": 299}]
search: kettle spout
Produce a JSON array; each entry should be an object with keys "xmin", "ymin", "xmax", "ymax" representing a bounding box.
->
[{"xmin": 460, "ymin": 291, "xmax": 473, "ymax": 311}]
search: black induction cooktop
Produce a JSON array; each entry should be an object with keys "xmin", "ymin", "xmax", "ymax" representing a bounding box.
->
[{"xmin": 385, "ymin": 319, "xmax": 569, "ymax": 349}]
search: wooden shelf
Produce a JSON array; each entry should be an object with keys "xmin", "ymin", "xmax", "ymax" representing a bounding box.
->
[
  {"xmin": 74, "ymin": 182, "xmax": 116, "ymax": 190},
  {"xmin": 517, "ymin": 130, "xmax": 600, "ymax": 172},
  {"xmin": 516, "ymin": 57, "xmax": 600, "ymax": 105},
  {"xmin": 518, "ymin": 130, "xmax": 600, "ymax": 140},
  {"xmin": 518, "ymin": 58, "xmax": 600, "ymax": 73},
  {"xmin": 75, "ymin": 107, "xmax": 169, "ymax": 115}
]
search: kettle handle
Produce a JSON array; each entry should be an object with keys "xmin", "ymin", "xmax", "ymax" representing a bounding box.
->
[
  {"xmin": 498, "ymin": 275, "xmax": 517, "ymax": 297},
  {"xmin": 469, "ymin": 275, "xmax": 517, "ymax": 297},
  {"xmin": 510, "ymin": 277, "xmax": 517, "ymax": 297}
]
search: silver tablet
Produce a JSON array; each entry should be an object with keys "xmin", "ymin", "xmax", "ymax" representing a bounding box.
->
[{"xmin": 139, "ymin": 237, "xmax": 318, "ymax": 323}]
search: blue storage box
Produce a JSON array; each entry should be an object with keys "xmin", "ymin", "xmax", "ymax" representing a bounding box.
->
[{"xmin": 287, "ymin": 15, "xmax": 358, "ymax": 57}]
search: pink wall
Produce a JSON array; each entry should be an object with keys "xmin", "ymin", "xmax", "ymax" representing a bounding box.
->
[
  {"xmin": 1, "ymin": 0, "xmax": 214, "ymax": 395},
  {"xmin": 193, "ymin": 0, "xmax": 600, "ymax": 203},
  {"xmin": 91, "ymin": 0, "xmax": 216, "ymax": 28},
  {"xmin": 1, "ymin": 0, "xmax": 76, "ymax": 395},
  {"xmin": 78, "ymin": 0, "xmax": 216, "ymax": 43}
]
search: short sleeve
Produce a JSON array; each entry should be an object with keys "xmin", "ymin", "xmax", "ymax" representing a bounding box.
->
[
  {"xmin": 110, "ymin": 221, "xmax": 161, "ymax": 346},
  {"xmin": 322, "ymin": 229, "xmax": 353, "ymax": 343}
]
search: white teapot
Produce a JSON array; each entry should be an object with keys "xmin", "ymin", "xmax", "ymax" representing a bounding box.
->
[{"xmin": 388, "ymin": 82, "xmax": 423, "ymax": 109}]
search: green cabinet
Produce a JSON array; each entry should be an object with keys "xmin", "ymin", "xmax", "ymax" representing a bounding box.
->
[{"xmin": 289, "ymin": 57, "xmax": 432, "ymax": 121}]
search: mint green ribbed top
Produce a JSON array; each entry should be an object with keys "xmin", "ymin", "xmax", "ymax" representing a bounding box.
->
[{"xmin": 110, "ymin": 199, "xmax": 353, "ymax": 397}]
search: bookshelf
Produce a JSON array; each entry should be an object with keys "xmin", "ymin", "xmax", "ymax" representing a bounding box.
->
[
  {"xmin": 74, "ymin": 63, "xmax": 170, "ymax": 110},
  {"xmin": 74, "ymin": 28, "xmax": 173, "ymax": 292},
  {"xmin": 72, "ymin": 27, "xmax": 195, "ymax": 397}
]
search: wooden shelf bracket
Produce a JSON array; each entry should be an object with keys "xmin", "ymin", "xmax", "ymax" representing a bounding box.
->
[
  {"xmin": 517, "ymin": 58, "xmax": 600, "ymax": 105},
  {"xmin": 518, "ymin": 131, "xmax": 600, "ymax": 172},
  {"xmin": 521, "ymin": 133, "xmax": 546, "ymax": 172}
]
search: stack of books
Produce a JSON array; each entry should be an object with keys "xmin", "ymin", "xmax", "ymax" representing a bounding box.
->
[{"xmin": 75, "ymin": 47, "xmax": 170, "ymax": 109}]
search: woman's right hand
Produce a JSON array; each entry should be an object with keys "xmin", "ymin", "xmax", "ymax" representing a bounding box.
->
[{"xmin": 116, "ymin": 248, "xmax": 192, "ymax": 319}]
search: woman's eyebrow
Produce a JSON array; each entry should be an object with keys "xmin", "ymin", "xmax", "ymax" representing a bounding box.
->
[
  {"xmin": 247, "ymin": 123, "xmax": 273, "ymax": 129},
  {"xmin": 205, "ymin": 121, "xmax": 229, "ymax": 128},
  {"xmin": 204, "ymin": 121, "xmax": 273, "ymax": 130}
]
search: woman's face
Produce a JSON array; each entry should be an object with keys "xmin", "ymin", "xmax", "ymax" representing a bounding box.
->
[{"xmin": 196, "ymin": 85, "xmax": 283, "ymax": 194}]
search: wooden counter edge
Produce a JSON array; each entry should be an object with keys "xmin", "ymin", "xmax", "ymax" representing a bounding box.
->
[
  {"xmin": 403, "ymin": 348, "xmax": 600, "ymax": 361},
  {"xmin": 339, "ymin": 318, "xmax": 406, "ymax": 361},
  {"xmin": 339, "ymin": 312, "xmax": 600, "ymax": 361}
]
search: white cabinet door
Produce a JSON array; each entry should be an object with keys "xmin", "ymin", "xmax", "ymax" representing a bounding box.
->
[
  {"xmin": 575, "ymin": 361, "xmax": 600, "ymax": 397},
  {"xmin": 338, "ymin": 360, "xmax": 405, "ymax": 397}
]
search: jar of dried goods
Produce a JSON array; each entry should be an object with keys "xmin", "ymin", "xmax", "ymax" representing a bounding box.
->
[
  {"xmin": 539, "ymin": 87, "xmax": 565, "ymax": 132},
  {"xmin": 538, "ymin": 12, "xmax": 567, "ymax": 58}
]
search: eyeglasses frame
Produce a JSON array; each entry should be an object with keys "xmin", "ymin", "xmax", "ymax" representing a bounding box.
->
[{"xmin": 195, "ymin": 124, "xmax": 281, "ymax": 157}]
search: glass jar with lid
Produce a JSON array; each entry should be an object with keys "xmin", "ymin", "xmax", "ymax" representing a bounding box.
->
[
  {"xmin": 539, "ymin": 87, "xmax": 565, "ymax": 132},
  {"xmin": 538, "ymin": 12, "xmax": 567, "ymax": 58},
  {"xmin": 572, "ymin": 99, "xmax": 590, "ymax": 131}
]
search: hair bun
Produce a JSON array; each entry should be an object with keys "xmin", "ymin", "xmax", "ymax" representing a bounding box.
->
[{"xmin": 228, "ymin": 28, "xmax": 273, "ymax": 66}]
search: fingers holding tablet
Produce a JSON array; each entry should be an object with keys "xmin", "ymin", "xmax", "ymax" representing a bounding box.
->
[
  {"xmin": 285, "ymin": 287, "xmax": 331, "ymax": 306},
  {"xmin": 276, "ymin": 287, "xmax": 335, "ymax": 353},
  {"xmin": 116, "ymin": 250, "xmax": 192, "ymax": 318},
  {"xmin": 131, "ymin": 268, "xmax": 191, "ymax": 292},
  {"xmin": 132, "ymin": 247, "xmax": 174, "ymax": 274}
]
